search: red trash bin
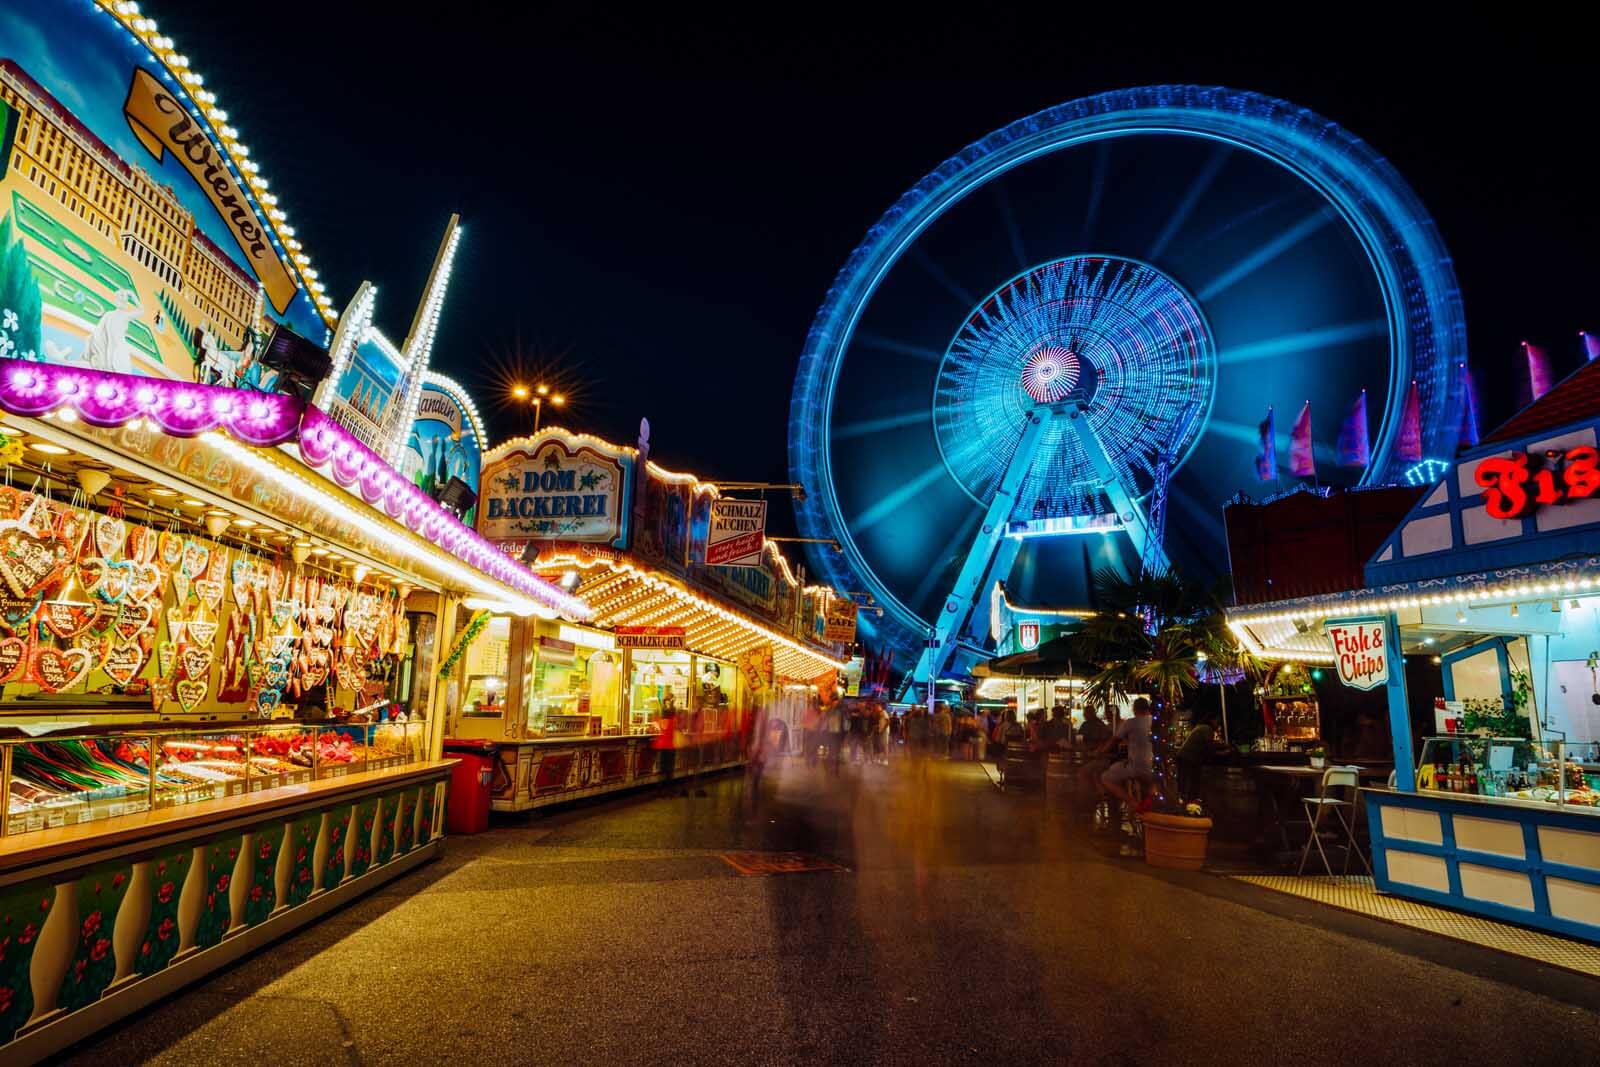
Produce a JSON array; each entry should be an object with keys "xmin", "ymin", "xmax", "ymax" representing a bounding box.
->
[{"xmin": 443, "ymin": 740, "xmax": 499, "ymax": 834}]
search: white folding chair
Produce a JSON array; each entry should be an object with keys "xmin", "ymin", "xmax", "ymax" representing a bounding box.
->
[{"xmin": 1296, "ymin": 766, "xmax": 1372, "ymax": 877}]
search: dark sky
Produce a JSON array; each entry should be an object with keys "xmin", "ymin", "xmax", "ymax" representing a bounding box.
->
[{"xmin": 163, "ymin": 7, "xmax": 1598, "ymax": 522}]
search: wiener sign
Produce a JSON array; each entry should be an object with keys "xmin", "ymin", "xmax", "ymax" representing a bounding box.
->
[
  {"xmin": 1326, "ymin": 616, "xmax": 1390, "ymax": 691},
  {"xmin": 1475, "ymin": 446, "xmax": 1599, "ymax": 520}
]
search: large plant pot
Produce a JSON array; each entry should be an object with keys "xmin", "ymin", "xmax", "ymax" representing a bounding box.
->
[{"xmin": 1142, "ymin": 813, "xmax": 1213, "ymax": 870}]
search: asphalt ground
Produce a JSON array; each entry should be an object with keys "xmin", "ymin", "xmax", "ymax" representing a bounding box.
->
[{"xmin": 55, "ymin": 753, "xmax": 1600, "ymax": 1066}]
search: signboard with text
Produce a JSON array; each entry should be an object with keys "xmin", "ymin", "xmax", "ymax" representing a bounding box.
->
[
  {"xmin": 614, "ymin": 626, "xmax": 686, "ymax": 650},
  {"xmin": 706, "ymin": 498, "xmax": 767, "ymax": 567},
  {"xmin": 478, "ymin": 435, "xmax": 631, "ymax": 547},
  {"xmin": 1326, "ymin": 616, "xmax": 1390, "ymax": 691},
  {"xmin": 823, "ymin": 599, "xmax": 858, "ymax": 643}
]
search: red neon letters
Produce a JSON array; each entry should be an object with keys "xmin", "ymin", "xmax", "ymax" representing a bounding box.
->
[{"xmin": 1474, "ymin": 446, "xmax": 1600, "ymax": 520}]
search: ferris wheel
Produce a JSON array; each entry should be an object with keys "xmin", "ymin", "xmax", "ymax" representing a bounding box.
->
[{"xmin": 788, "ymin": 86, "xmax": 1467, "ymax": 681}]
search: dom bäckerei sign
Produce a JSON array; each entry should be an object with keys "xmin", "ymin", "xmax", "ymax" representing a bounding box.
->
[
  {"xmin": 478, "ymin": 435, "xmax": 632, "ymax": 547},
  {"xmin": 1326, "ymin": 616, "xmax": 1390, "ymax": 691}
]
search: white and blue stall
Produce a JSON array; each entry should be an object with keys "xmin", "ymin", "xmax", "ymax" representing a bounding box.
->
[{"xmin": 1228, "ymin": 403, "xmax": 1600, "ymax": 940}]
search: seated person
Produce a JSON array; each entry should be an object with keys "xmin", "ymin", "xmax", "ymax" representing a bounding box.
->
[
  {"xmin": 1096, "ymin": 697, "xmax": 1155, "ymax": 813},
  {"xmin": 1177, "ymin": 712, "xmax": 1217, "ymax": 802}
]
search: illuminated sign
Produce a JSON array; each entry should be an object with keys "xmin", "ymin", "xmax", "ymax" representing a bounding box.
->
[
  {"xmin": 1474, "ymin": 447, "xmax": 1599, "ymax": 520},
  {"xmin": 615, "ymin": 625, "xmax": 686, "ymax": 650},
  {"xmin": 478, "ymin": 436, "xmax": 631, "ymax": 546},
  {"xmin": 706, "ymin": 499, "xmax": 767, "ymax": 567},
  {"xmin": 823, "ymin": 600, "xmax": 858, "ymax": 643},
  {"xmin": 1018, "ymin": 621, "xmax": 1040, "ymax": 650},
  {"xmin": 402, "ymin": 378, "xmax": 483, "ymax": 521},
  {"xmin": 0, "ymin": 8, "xmax": 329, "ymax": 393},
  {"xmin": 1326, "ymin": 616, "xmax": 1390, "ymax": 691}
]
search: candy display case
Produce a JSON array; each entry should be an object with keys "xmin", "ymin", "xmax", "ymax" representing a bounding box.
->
[
  {"xmin": 317, "ymin": 724, "xmax": 369, "ymax": 779},
  {"xmin": 367, "ymin": 720, "xmax": 425, "ymax": 769},
  {"xmin": 4, "ymin": 734, "xmax": 154, "ymax": 836},
  {"xmin": 153, "ymin": 729, "xmax": 250, "ymax": 807},
  {"xmin": 246, "ymin": 724, "xmax": 315, "ymax": 791}
]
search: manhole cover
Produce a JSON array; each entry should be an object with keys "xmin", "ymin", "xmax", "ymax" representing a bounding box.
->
[{"xmin": 719, "ymin": 851, "xmax": 849, "ymax": 876}]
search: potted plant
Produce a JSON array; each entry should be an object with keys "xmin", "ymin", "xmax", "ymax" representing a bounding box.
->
[
  {"xmin": 1142, "ymin": 799, "xmax": 1213, "ymax": 871},
  {"xmin": 1308, "ymin": 746, "xmax": 1327, "ymax": 770}
]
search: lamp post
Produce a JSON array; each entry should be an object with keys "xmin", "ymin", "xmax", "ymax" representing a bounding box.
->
[{"xmin": 511, "ymin": 383, "xmax": 566, "ymax": 434}]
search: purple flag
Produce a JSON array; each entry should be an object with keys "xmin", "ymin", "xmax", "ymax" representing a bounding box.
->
[
  {"xmin": 1583, "ymin": 331, "xmax": 1600, "ymax": 362},
  {"xmin": 1290, "ymin": 402, "xmax": 1315, "ymax": 477},
  {"xmin": 1254, "ymin": 407, "xmax": 1276, "ymax": 481},
  {"xmin": 1458, "ymin": 364, "xmax": 1480, "ymax": 448},
  {"xmin": 1337, "ymin": 390, "xmax": 1369, "ymax": 467},
  {"xmin": 1397, "ymin": 380, "xmax": 1423, "ymax": 462},
  {"xmin": 1524, "ymin": 341, "xmax": 1552, "ymax": 401}
]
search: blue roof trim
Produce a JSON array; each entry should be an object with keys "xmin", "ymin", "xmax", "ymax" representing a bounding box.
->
[{"xmin": 1364, "ymin": 413, "xmax": 1600, "ymax": 588}]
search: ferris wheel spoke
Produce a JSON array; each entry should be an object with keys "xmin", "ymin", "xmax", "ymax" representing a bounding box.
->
[
  {"xmin": 1147, "ymin": 145, "xmax": 1231, "ymax": 261},
  {"xmin": 833, "ymin": 410, "xmax": 931, "ymax": 440},
  {"xmin": 849, "ymin": 461, "xmax": 949, "ymax": 534},
  {"xmin": 912, "ymin": 249, "xmax": 979, "ymax": 309},
  {"xmin": 854, "ymin": 331, "xmax": 946, "ymax": 363},
  {"xmin": 994, "ymin": 185, "xmax": 1030, "ymax": 271},
  {"xmin": 1215, "ymin": 319, "xmax": 1388, "ymax": 365},
  {"xmin": 1080, "ymin": 141, "xmax": 1112, "ymax": 248},
  {"xmin": 1195, "ymin": 208, "xmax": 1337, "ymax": 302}
]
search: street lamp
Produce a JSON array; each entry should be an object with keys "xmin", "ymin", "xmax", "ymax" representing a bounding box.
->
[{"xmin": 510, "ymin": 382, "xmax": 568, "ymax": 435}]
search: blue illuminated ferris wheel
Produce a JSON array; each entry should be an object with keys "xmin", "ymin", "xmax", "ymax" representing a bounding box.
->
[{"xmin": 788, "ymin": 86, "xmax": 1468, "ymax": 681}]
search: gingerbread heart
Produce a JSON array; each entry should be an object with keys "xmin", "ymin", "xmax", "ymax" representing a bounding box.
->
[
  {"xmin": 129, "ymin": 561, "xmax": 163, "ymax": 603},
  {"xmin": 171, "ymin": 564, "xmax": 192, "ymax": 605},
  {"xmin": 179, "ymin": 644, "xmax": 213, "ymax": 681},
  {"xmin": 94, "ymin": 515, "xmax": 126, "ymax": 559},
  {"xmin": 181, "ymin": 539, "xmax": 209, "ymax": 580},
  {"xmin": 157, "ymin": 641, "xmax": 177, "ymax": 679},
  {"xmin": 82, "ymin": 558, "xmax": 133, "ymax": 603},
  {"xmin": 148, "ymin": 673, "xmax": 170, "ymax": 713},
  {"xmin": 302, "ymin": 648, "xmax": 331, "ymax": 688},
  {"xmin": 0, "ymin": 592, "xmax": 42, "ymax": 631},
  {"xmin": 159, "ymin": 529, "xmax": 184, "ymax": 567},
  {"xmin": 0, "ymin": 635, "xmax": 26, "ymax": 682},
  {"xmin": 0, "ymin": 522, "xmax": 71, "ymax": 598},
  {"xmin": 103, "ymin": 641, "xmax": 146, "ymax": 685},
  {"xmin": 41, "ymin": 599, "xmax": 97, "ymax": 640},
  {"xmin": 254, "ymin": 687, "xmax": 282, "ymax": 717},
  {"xmin": 31, "ymin": 645, "xmax": 93, "ymax": 693},
  {"xmin": 186, "ymin": 617, "xmax": 218, "ymax": 647},
  {"xmin": 231, "ymin": 559, "xmax": 252, "ymax": 611},
  {"xmin": 114, "ymin": 599, "xmax": 155, "ymax": 642},
  {"xmin": 272, "ymin": 598, "xmax": 297, "ymax": 628},
  {"xmin": 175, "ymin": 677, "xmax": 207, "ymax": 711},
  {"xmin": 193, "ymin": 578, "xmax": 224, "ymax": 613},
  {"xmin": 166, "ymin": 612, "xmax": 188, "ymax": 645},
  {"xmin": 127, "ymin": 525, "xmax": 155, "ymax": 564},
  {"xmin": 0, "ymin": 486, "xmax": 23, "ymax": 522},
  {"xmin": 205, "ymin": 546, "xmax": 228, "ymax": 582}
]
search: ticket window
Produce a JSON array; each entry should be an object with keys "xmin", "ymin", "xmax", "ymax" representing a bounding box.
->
[
  {"xmin": 527, "ymin": 640, "xmax": 623, "ymax": 737},
  {"xmin": 628, "ymin": 650, "xmax": 691, "ymax": 732},
  {"xmin": 693, "ymin": 657, "xmax": 736, "ymax": 733}
]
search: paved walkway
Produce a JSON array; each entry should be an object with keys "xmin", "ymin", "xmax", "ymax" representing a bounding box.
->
[{"xmin": 60, "ymin": 757, "xmax": 1600, "ymax": 1065}]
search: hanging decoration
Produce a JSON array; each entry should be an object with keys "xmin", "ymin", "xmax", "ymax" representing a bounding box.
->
[
  {"xmin": 1337, "ymin": 389, "xmax": 1369, "ymax": 468},
  {"xmin": 1289, "ymin": 402, "xmax": 1315, "ymax": 477},
  {"xmin": 438, "ymin": 610, "xmax": 489, "ymax": 678}
]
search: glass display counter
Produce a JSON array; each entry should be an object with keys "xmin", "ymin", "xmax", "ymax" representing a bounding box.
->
[
  {"xmin": 1415, "ymin": 735, "xmax": 1600, "ymax": 810},
  {"xmin": 3, "ymin": 720, "xmax": 429, "ymax": 839}
]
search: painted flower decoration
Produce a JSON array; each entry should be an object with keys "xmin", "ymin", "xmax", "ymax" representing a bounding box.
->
[
  {"xmin": 81, "ymin": 911, "xmax": 103, "ymax": 941},
  {"xmin": 157, "ymin": 881, "xmax": 175, "ymax": 904},
  {"xmin": 2, "ymin": 309, "xmax": 18, "ymax": 331},
  {"xmin": 0, "ymin": 985, "xmax": 12, "ymax": 1013},
  {"xmin": 73, "ymin": 959, "xmax": 86, "ymax": 982},
  {"xmin": 0, "ymin": 335, "xmax": 13, "ymax": 357},
  {"xmin": 217, "ymin": 874, "xmax": 231, "ymax": 894},
  {"xmin": 259, "ymin": 840, "xmax": 273, "ymax": 860},
  {"xmin": 157, "ymin": 917, "xmax": 175, "ymax": 941},
  {"xmin": 19, "ymin": 922, "xmax": 37, "ymax": 945},
  {"xmin": 90, "ymin": 938, "xmax": 110, "ymax": 962},
  {"xmin": 112, "ymin": 872, "xmax": 127, "ymax": 890}
]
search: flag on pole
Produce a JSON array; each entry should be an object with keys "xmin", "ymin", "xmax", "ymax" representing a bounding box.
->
[
  {"xmin": 1458, "ymin": 364, "xmax": 1480, "ymax": 448},
  {"xmin": 1254, "ymin": 407, "xmax": 1276, "ymax": 481},
  {"xmin": 1337, "ymin": 389, "xmax": 1369, "ymax": 467},
  {"xmin": 1582, "ymin": 331, "xmax": 1600, "ymax": 362},
  {"xmin": 1524, "ymin": 341, "xmax": 1552, "ymax": 401},
  {"xmin": 1397, "ymin": 380, "xmax": 1423, "ymax": 462},
  {"xmin": 1289, "ymin": 402, "xmax": 1315, "ymax": 477}
]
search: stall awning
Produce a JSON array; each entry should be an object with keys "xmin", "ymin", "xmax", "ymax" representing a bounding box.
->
[{"xmin": 546, "ymin": 558, "xmax": 850, "ymax": 680}]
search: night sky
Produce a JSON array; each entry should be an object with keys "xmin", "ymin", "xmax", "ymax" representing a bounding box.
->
[{"xmin": 160, "ymin": 7, "xmax": 1598, "ymax": 528}]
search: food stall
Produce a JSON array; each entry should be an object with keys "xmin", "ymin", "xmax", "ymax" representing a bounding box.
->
[
  {"xmin": 1228, "ymin": 359, "xmax": 1600, "ymax": 940},
  {"xmin": 451, "ymin": 427, "xmax": 850, "ymax": 810},
  {"xmin": 0, "ymin": 6, "xmax": 589, "ymax": 1057}
]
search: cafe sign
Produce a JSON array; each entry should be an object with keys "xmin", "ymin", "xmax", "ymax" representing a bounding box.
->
[
  {"xmin": 1325, "ymin": 616, "xmax": 1390, "ymax": 691},
  {"xmin": 478, "ymin": 435, "xmax": 632, "ymax": 547}
]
